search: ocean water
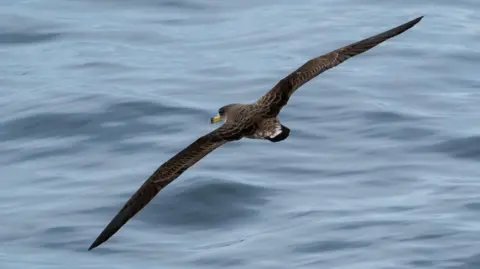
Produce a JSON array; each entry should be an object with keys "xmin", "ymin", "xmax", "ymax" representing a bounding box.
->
[{"xmin": 1, "ymin": 0, "xmax": 480, "ymax": 268}]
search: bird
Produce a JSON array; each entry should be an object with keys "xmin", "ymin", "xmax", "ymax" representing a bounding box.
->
[{"xmin": 88, "ymin": 15, "xmax": 423, "ymax": 250}]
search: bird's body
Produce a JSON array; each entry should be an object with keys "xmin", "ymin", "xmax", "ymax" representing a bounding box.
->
[{"xmin": 88, "ymin": 16, "xmax": 423, "ymax": 250}]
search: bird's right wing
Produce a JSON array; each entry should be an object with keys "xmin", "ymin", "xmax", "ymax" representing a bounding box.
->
[
  {"xmin": 88, "ymin": 125, "xmax": 238, "ymax": 250},
  {"xmin": 257, "ymin": 16, "xmax": 423, "ymax": 115}
]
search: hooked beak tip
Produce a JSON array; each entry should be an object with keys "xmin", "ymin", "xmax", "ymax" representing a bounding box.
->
[{"xmin": 210, "ymin": 114, "xmax": 222, "ymax": 124}]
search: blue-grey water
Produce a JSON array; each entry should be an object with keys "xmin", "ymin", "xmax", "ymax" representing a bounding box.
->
[{"xmin": 1, "ymin": 1, "xmax": 480, "ymax": 268}]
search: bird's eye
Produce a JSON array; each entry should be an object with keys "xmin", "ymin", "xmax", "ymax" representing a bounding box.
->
[{"xmin": 218, "ymin": 108, "xmax": 225, "ymax": 115}]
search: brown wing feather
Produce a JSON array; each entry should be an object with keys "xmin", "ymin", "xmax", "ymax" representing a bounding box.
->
[
  {"xmin": 257, "ymin": 16, "xmax": 423, "ymax": 115},
  {"xmin": 88, "ymin": 126, "xmax": 234, "ymax": 250}
]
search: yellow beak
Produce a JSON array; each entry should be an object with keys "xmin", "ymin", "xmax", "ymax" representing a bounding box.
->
[{"xmin": 210, "ymin": 114, "xmax": 222, "ymax": 124}]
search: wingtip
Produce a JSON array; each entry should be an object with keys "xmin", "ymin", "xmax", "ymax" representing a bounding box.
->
[
  {"xmin": 403, "ymin": 15, "xmax": 423, "ymax": 29},
  {"xmin": 413, "ymin": 15, "xmax": 424, "ymax": 23},
  {"xmin": 88, "ymin": 238, "xmax": 102, "ymax": 251},
  {"xmin": 87, "ymin": 201, "xmax": 139, "ymax": 251},
  {"xmin": 88, "ymin": 223, "xmax": 117, "ymax": 251}
]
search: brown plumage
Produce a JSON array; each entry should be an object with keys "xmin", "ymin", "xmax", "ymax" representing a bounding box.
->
[{"xmin": 88, "ymin": 15, "xmax": 423, "ymax": 250}]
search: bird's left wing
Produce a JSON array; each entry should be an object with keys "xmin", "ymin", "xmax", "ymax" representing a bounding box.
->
[
  {"xmin": 88, "ymin": 126, "xmax": 234, "ymax": 250},
  {"xmin": 257, "ymin": 16, "xmax": 423, "ymax": 115}
]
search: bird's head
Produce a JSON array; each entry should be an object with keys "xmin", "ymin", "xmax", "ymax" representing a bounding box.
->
[{"xmin": 210, "ymin": 104, "xmax": 242, "ymax": 124}]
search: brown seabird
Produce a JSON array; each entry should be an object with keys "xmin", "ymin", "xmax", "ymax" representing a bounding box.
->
[{"xmin": 88, "ymin": 15, "xmax": 423, "ymax": 250}]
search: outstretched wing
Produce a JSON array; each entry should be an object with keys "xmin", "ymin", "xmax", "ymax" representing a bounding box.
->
[
  {"xmin": 88, "ymin": 126, "xmax": 236, "ymax": 250},
  {"xmin": 257, "ymin": 16, "xmax": 423, "ymax": 115}
]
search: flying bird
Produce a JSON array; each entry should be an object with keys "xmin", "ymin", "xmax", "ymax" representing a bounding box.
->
[{"xmin": 88, "ymin": 16, "xmax": 423, "ymax": 250}]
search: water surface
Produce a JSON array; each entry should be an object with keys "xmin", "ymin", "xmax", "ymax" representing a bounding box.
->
[{"xmin": 2, "ymin": 1, "xmax": 480, "ymax": 268}]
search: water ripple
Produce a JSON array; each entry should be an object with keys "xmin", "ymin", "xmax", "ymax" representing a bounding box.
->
[{"xmin": 0, "ymin": 32, "xmax": 62, "ymax": 45}]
